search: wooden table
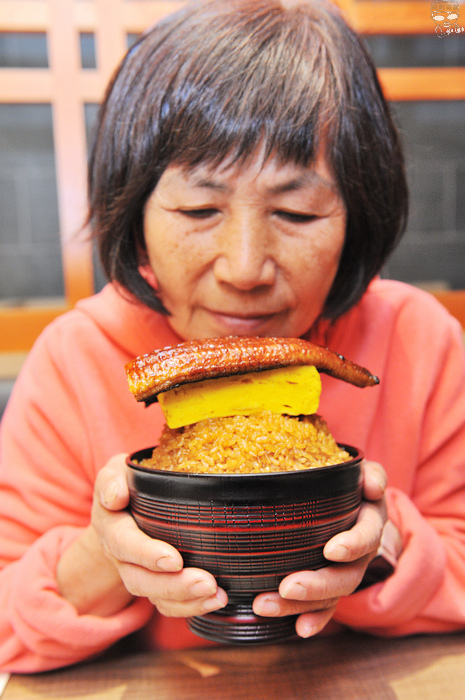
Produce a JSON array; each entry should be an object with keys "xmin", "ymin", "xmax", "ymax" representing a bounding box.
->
[{"xmin": 4, "ymin": 630, "xmax": 465, "ymax": 699}]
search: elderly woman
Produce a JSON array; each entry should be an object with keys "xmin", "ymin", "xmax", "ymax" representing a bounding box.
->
[{"xmin": 1, "ymin": 0, "xmax": 465, "ymax": 673}]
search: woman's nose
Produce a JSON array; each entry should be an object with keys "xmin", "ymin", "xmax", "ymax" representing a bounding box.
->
[{"xmin": 213, "ymin": 215, "xmax": 276, "ymax": 290}]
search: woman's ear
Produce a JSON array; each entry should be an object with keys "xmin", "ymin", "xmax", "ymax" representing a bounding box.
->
[{"xmin": 138, "ymin": 263, "xmax": 159, "ymax": 290}]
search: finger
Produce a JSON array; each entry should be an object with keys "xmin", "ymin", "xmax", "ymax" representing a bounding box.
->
[
  {"xmin": 155, "ymin": 588, "xmax": 228, "ymax": 617},
  {"xmin": 323, "ymin": 499, "xmax": 386, "ymax": 562},
  {"xmin": 253, "ymin": 590, "xmax": 339, "ymax": 618},
  {"xmin": 95, "ymin": 454, "xmax": 131, "ymax": 511},
  {"xmin": 278, "ymin": 557, "xmax": 372, "ymax": 603},
  {"xmin": 121, "ymin": 565, "xmax": 216, "ymax": 600},
  {"xmin": 362, "ymin": 459, "xmax": 387, "ymax": 502},
  {"xmin": 295, "ymin": 604, "xmax": 338, "ymax": 638},
  {"xmin": 95, "ymin": 507, "xmax": 183, "ymax": 573},
  {"xmin": 120, "ymin": 565, "xmax": 228, "ymax": 617}
]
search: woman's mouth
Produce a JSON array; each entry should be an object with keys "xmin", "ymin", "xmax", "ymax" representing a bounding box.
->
[{"xmin": 205, "ymin": 309, "xmax": 282, "ymax": 334}]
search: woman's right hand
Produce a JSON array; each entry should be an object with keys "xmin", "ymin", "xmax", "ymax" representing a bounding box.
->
[{"xmin": 57, "ymin": 454, "xmax": 227, "ymax": 618}]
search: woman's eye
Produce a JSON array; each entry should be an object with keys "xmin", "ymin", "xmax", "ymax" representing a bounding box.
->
[
  {"xmin": 179, "ymin": 208, "xmax": 219, "ymax": 219},
  {"xmin": 276, "ymin": 211, "xmax": 316, "ymax": 224}
]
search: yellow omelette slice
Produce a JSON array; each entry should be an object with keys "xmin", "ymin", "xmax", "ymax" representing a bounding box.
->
[{"xmin": 158, "ymin": 364, "xmax": 322, "ymax": 429}]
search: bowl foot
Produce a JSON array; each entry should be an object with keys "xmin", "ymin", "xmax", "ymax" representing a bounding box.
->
[{"xmin": 188, "ymin": 602, "xmax": 297, "ymax": 645}]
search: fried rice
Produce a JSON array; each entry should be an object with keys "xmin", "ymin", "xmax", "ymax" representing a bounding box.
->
[{"xmin": 137, "ymin": 411, "xmax": 350, "ymax": 474}]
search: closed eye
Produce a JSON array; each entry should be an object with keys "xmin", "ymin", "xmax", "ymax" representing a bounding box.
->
[
  {"xmin": 179, "ymin": 208, "xmax": 219, "ymax": 219},
  {"xmin": 275, "ymin": 211, "xmax": 317, "ymax": 224}
]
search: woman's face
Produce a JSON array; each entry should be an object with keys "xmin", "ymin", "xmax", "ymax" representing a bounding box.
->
[{"xmin": 143, "ymin": 151, "xmax": 346, "ymax": 341}]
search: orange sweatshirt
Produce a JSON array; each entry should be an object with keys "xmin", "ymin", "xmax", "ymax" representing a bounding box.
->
[{"xmin": 1, "ymin": 279, "xmax": 465, "ymax": 672}]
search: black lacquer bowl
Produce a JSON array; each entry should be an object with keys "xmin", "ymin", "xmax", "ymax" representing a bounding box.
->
[{"xmin": 126, "ymin": 445, "xmax": 363, "ymax": 645}]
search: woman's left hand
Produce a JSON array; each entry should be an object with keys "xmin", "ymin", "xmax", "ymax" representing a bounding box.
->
[{"xmin": 252, "ymin": 459, "xmax": 388, "ymax": 638}]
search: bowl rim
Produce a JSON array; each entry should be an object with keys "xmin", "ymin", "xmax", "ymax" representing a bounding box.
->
[{"xmin": 126, "ymin": 443, "xmax": 364, "ymax": 480}]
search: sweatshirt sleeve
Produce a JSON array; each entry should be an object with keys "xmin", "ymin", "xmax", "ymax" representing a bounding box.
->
[
  {"xmin": 0, "ymin": 321, "xmax": 154, "ymax": 673},
  {"xmin": 335, "ymin": 300, "xmax": 465, "ymax": 636},
  {"xmin": 0, "ymin": 527, "xmax": 153, "ymax": 673}
]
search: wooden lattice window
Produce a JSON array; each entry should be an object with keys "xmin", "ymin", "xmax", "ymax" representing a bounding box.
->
[{"xmin": 0, "ymin": 0, "xmax": 464, "ymax": 353}]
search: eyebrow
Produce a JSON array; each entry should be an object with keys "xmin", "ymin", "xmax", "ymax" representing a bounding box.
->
[
  {"xmin": 186, "ymin": 170, "xmax": 337, "ymax": 195},
  {"xmin": 188, "ymin": 177, "xmax": 229, "ymax": 193},
  {"xmin": 266, "ymin": 173, "xmax": 336, "ymax": 195}
]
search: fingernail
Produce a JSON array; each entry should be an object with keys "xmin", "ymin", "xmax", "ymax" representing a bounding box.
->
[
  {"xmin": 257, "ymin": 599, "xmax": 280, "ymax": 616},
  {"xmin": 202, "ymin": 596, "xmax": 225, "ymax": 612},
  {"xmin": 190, "ymin": 580, "xmax": 217, "ymax": 598},
  {"xmin": 102, "ymin": 480, "xmax": 119, "ymax": 507},
  {"xmin": 324, "ymin": 543, "xmax": 350, "ymax": 561},
  {"xmin": 156, "ymin": 556, "xmax": 181, "ymax": 572},
  {"xmin": 280, "ymin": 582, "xmax": 306, "ymax": 600},
  {"xmin": 298, "ymin": 620, "xmax": 319, "ymax": 638}
]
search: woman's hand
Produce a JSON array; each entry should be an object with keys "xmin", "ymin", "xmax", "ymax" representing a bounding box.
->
[
  {"xmin": 252, "ymin": 460, "xmax": 389, "ymax": 638},
  {"xmin": 57, "ymin": 454, "xmax": 227, "ymax": 618}
]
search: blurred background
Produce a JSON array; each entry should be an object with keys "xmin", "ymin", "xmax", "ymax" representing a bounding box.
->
[{"xmin": 0, "ymin": 0, "xmax": 464, "ymax": 411}]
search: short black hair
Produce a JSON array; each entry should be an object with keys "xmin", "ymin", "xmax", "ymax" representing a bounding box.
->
[{"xmin": 89, "ymin": 0, "xmax": 408, "ymax": 320}]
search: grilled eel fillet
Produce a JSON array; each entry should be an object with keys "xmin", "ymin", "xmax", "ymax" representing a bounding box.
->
[{"xmin": 126, "ymin": 336, "xmax": 379, "ymax": 405}]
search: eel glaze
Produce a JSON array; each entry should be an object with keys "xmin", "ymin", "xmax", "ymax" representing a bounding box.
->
[{"xmin": 126, "ymin": 336, "xmax": 379, "ymax": 405}]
